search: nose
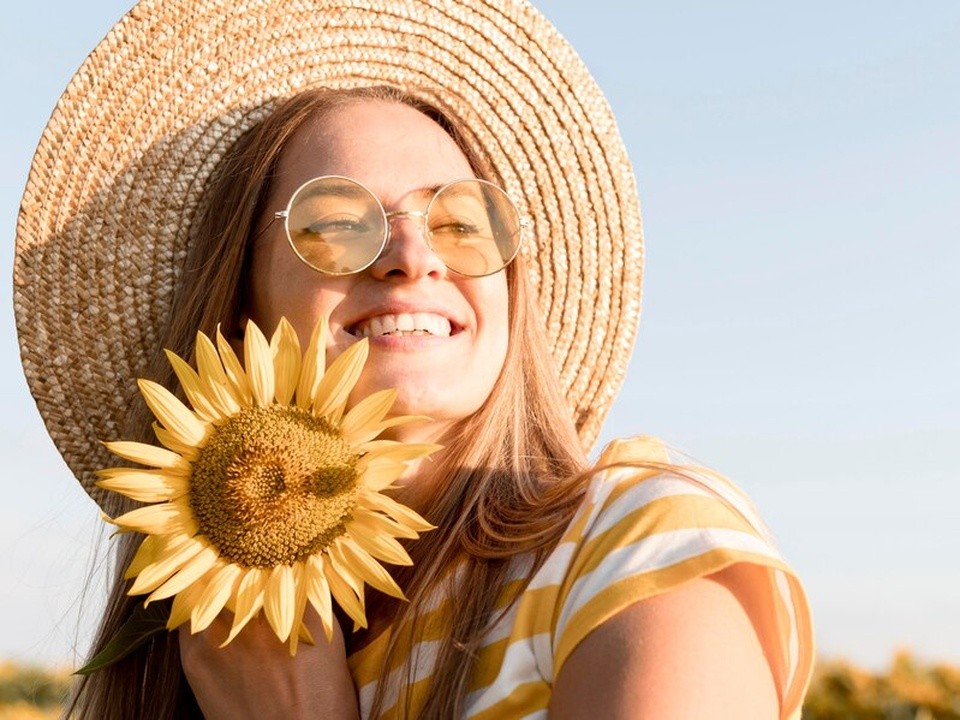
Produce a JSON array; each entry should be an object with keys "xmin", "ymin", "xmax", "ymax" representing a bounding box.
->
[{"xmin": 369, "ymin": 210, "xmax": 447, "ymax": 280}]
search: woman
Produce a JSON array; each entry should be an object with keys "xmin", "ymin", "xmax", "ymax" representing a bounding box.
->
[{"xmin": 14, "ymin": 1, "xmax": 813, "ymax": 718}]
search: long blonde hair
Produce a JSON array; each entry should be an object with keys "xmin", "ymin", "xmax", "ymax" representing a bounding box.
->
[{"xmin": 68, "ymin": 86, "xmax": 590, "ymax": 719}]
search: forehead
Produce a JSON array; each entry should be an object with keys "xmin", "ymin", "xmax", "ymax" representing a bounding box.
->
[{"xmin": 273, "ymin": 99, "xmax": 476, "ymax": 203}]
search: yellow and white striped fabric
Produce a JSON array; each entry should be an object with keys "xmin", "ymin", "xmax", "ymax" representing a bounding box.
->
[{"xmin": 348, "ymin": 436, "xmax": 814, "ymax": 719}]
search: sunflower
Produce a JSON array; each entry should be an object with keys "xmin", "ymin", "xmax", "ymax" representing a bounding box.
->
[{"xmin": 97, "ymin": 317, "xmax": 437, "ymax": 653}]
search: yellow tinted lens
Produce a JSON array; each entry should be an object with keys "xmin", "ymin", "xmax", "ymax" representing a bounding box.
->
[
  {"xmin": 286, "ymin": 177, "xmax": 386, "ymax": 274},
  {"xmin": 427, "ymin": 181, "xmax": 521, "ymax": 276}
]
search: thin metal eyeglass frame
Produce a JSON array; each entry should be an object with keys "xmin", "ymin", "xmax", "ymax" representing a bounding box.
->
[{"xmin": 273, "ymin": 175, "xmax": 527, "ymax": 277}]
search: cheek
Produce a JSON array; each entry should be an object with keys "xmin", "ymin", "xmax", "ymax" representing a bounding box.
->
[
  {"xmin": 491, "ymin": 297, "xmax": 509, "ymax": 360},
  {"xmin": 246, "ymin": 237, "xmax": 288, "ymax": 330},
  {"xmin": 246, "ymin": 237, "xmax": 346, "ymax": 340},
  {"xmin": 477, "ymin": 278, "xmax": 510, "ymax": 374}
]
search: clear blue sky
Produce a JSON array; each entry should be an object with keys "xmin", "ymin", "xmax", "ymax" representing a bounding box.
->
[{"xmin": 2, "ymin": 1, "xmax": 958, "ymax": 669}]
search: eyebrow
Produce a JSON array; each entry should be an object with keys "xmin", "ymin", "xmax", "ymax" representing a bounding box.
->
[
  {"xmin": 407, "ymin": 182, "xmax": 486, "ymax": 204},
  {"xmin": 295, "ymin": 180, "xmax": 370, "ymax": 203},
  {"xmin": 401, "ymin": 185, "xmax": 443, "ymax": 205},
  {"xmin": 292, "ymin": 180, "xmax": 468, "ymax": 207}
]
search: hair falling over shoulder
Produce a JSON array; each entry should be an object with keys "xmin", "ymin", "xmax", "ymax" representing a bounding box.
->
[{"xmin": 67, "ymin": 87, "xmax": 591, "ymax": 719}]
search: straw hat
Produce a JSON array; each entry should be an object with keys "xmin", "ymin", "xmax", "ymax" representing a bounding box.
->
[{"xmin": 14, "ymin": 0, "xmax": 643, "ymax": 506}]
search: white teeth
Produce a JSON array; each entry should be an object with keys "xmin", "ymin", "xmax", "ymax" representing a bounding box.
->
[
  {"xmin": 357, "ymin": 313, "xmax": 452, "ymax": 338},
  {"xmin": 395, "ymin": 313, "xmax": 415, "ymax": 332},
  {"xmin": 368, "ymin": 316, "xmax": 385, "ymax": 337}
]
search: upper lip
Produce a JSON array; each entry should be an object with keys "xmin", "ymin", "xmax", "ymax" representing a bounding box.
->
[{"xmin": 344, "ymin": 301, "xmax": 464, "ymax": 336}]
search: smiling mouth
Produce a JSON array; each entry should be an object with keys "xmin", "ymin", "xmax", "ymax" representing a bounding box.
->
[{"xmin": 349, "ymin": 312, "xmax": 454, "ymax": 339}]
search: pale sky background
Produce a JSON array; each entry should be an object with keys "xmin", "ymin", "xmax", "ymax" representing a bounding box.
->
[{"xmin": 2, "ymin": 1, "xmax": 958, "ymax": 671}]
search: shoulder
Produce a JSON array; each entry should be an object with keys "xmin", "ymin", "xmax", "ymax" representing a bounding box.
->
[
  {"xmin": 558, "ymin": 436, "xmax": 789, "ymax": 599},
  {"xmin": 551, "ymin": 567, "xmax": 781, "ymax": 718},
  {"xmin": 550, "ymin": 435, "xmax": 814, "ymax": 719}
]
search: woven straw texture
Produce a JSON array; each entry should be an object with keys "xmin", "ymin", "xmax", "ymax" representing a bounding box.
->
[{"xmin": 14, "ymin": 0, "xmax": 644, "ymax": 505}]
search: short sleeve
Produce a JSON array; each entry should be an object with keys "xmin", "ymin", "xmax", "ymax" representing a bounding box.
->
[{"xmin": 551, "ymin": 436, "xmax": 814, "ymax": 719}]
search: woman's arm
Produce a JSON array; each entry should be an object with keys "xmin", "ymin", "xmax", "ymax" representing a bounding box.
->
[
  {"xmin": 549, "ymin": 563, "xmax": 779, "ymax": 719},
  {"xmin": 179, "ymin": 609, "xmax": 360, "ymax": 720}
]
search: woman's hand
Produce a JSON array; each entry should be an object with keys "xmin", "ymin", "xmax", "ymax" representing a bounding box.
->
[{"xmin": 179, "ymin": 609, "xmax": 360, "ymax": 720}]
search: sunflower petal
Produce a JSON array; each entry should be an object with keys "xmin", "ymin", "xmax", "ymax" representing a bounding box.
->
[
  {"xmin": 102, "ymin": 441, "xmax": 190, "ymax": 473},
  {"xmin": 297, "ymin": 621, "xmax": 315, "ymax": 647},
  {"xmin": 304, "ymin": 555, "xmax": 334, "ymax": 642},
  {"xmin": 358, "ymin": 442, "xmax": 443, "ymax": 466},
  {"xmin": 271, "ymin": 318, "xmax": 301, "ymax": 406},
  {"xmin": 347, "ymin": 517, "xmax": 414, "ymax": 565},
  {"xmin": 215, "ymin": 325, "xmax": 254, "ymax": 406},
  {"xmin": 165, "ymin": 350, "xmax": 219, "ymax": 421},
  {"xmin": 325, "ymin": 558, "xmax": 367, "ymax": 629},
  {"xmin": 376, "ymin": 414, "xmax": 432, "ymax": 431},
  {"xmin": 128, "ymin": 537, "xmax": 207, "ymax": 595},
  {"xmin": 168, "ymin": 579, "xmax": 208, "ymax": 631},
  {"xmin": 146, "ymin": 544, "xmax": 219, "ymax": 603},
  {"xmin": 191, "ymin": 563, "xmax": 242, "ymax": 633},
  {"xmin": 223, "ymin": 567, "xmax": 269, "ymax": 646},
  {"xmin": 196, "ymin": 332, "xmax": 242, "ymax": 415},
  {"xmin": 287, "ymin": 562, "xmax": 310, "ymax": 655},
  {"xmin": 357, "ymin": 459, "xmax": 407, "ymax": 493},
  {"xmin": 111, "ymin": 502, "xmax": 190, "ymax": 536},
  {"xmin": 340, "ymin": 389, "xmax": 396, "ymax": 444},
  {"xmin": 345, "ymin": 414, "xmax": 433, "ymax": 446},
  {"xmin": 125, "ymin": 535, "xmax": 165, "ymax": 579},
  {"xmin": 241, "ymin": 320, "xmax": 275, "ymax": 408},
  {"xmin": 137, "ymin": 378, "xmax": 209, "ymax": 446},
  {"xmin": 126, "ymin": 534, "xmax": 193, "ymax": 580},
  {"xmin": 334, "ymin": 539, "xmax": 405, "ymax": 600},
  {"xmin": 362, "ymin": 491, "xmax": 435, "ymax": 532},
  {"xmin": 152, "ymin": 423, "xmax": 199, "ymax": 460},
  {"xmin": 352, "ymin": 507, "xmax": 421, "ymax": 540},
  {"xmin": 296, "ymin": 317, "xmax": 328, "ymax": 410},
  {"xmin": 195, "ymin": 330, "xmax": 227, "ymax": 382},
  {"xmin": 329, "ymin": 544, "xmax": 364, "ymax": 597},
  {"xmin": 137, "ymin": 379, "xmax": 209, "ymax": 448},
  {"xmin": 264, "ymin": 564, "xmax": 295, "ymax": 642},
  {"xmin": 96, "ymin": 468, "xmax": 189, "ymax": 503},
  {"xmin": 313, "ymin": 340, "xmax": 368, "ymax": 422},
  {"xmin": 352, "ymin": 439, "xmax": 399, "ymax": 454}
]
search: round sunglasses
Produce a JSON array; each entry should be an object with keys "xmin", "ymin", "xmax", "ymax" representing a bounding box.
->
[{"xmin": 274, "ymin": 176, "xmax": 526, "ymax": 277}]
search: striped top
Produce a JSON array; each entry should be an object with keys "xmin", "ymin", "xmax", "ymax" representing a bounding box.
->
[{"xmin": 348, "ymin": 436, "xmax": 814, "ymax": 718}]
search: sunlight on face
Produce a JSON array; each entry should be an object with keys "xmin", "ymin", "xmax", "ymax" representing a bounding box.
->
[{"xmin": 247, "ymin": 100, "xmax": 510, "ymax": 443}]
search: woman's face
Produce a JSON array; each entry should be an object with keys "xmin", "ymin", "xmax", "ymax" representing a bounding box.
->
[{"xmin": 247, "ymin": 100, "xmax": 509, "ymax": 442}]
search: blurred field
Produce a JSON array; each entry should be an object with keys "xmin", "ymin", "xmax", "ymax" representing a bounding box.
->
[
  {"xmin": 1, "ymin": 652, "xmax": 958, "ymax": 718},
  {"xmin": 805, "ymin": 652, "xmax": 960, "ymax": 720},
  {"xmin": 0, "ymin": 662, "xmax": 67, "ymax": 720}
]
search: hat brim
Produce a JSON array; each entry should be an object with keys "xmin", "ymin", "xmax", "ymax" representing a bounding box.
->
[{"xmin": 14, "ymin": 0, "xmax": 643, "ymax": 505}]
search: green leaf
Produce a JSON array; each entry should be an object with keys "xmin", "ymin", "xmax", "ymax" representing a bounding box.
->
[{"xmin": 74, "ymin": 602, "xmax": 169, "ymax": 675}]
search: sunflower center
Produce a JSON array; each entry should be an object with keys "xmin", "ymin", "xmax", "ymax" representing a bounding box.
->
[{"xmin": 190, "ymin": 405, "xmax": 360, "ymax": 567}]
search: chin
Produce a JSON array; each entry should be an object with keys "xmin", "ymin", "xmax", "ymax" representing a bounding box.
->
[
  {"xmin": 351, "ymin": 377, "xmax": 480, "ymax": 434},
  {"xmin": 388, "ymin": 388, "xmax": 480, "ymax": 424}
]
